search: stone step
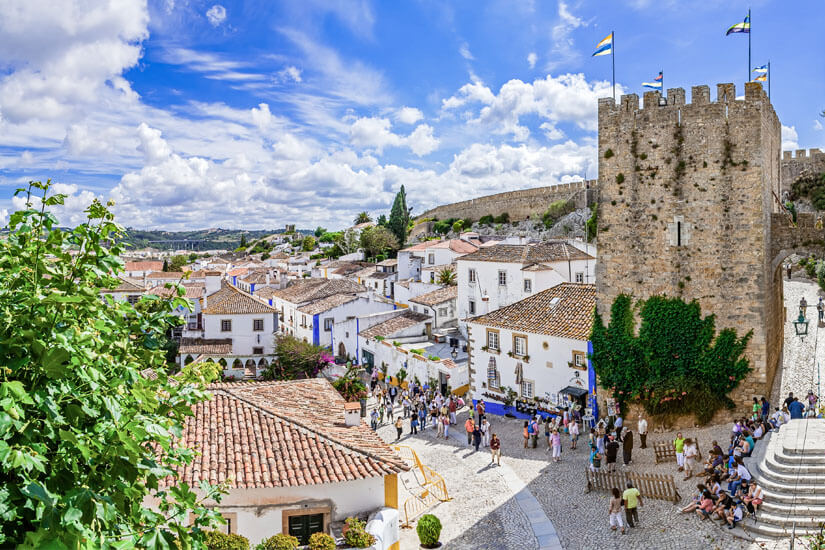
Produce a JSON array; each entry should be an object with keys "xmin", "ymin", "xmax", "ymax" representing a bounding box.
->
[
  {"xmin": 756, "ymin": 463, "xmax": 825, "ymax": 485},
  {"xmin": 756, "ymin": 485, "xmax": 825, "ymax": 505},
  {"xmin": 760, "ymin": 501, "xmax": 825, "ymax": 516},
  {"xmin": 743, "ymin": 518, "xmax": 825, "ymax": 539},
  {"xmin": 747, "ymin": 510, "xmax": 825, "ymax": 530},
  {"xmin": 762, "ymin": 452, "xmax": 825, "ymax": 474},
  {"xmin": 772, "ymin": 444, "xmax": 825, "ymax": 466}
]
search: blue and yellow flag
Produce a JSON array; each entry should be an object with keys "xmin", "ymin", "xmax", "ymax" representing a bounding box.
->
[
  {"xmin": 752, "ymin": 64, "xmax": 768, "ymax": 74},
  {"xmin": 752, "ymin": 74, "xmax": 767, "ymax": 82},
  {"xmin": 726, "ymin": 15, "xmax": 750, "ymax": 35},
  {"xmin": 592, "ymin": 33, "xmax": 613, "ymax": 57},
  {"xmin": 642, "ymin": 72, "xmax": 663, "ymax": 89}
]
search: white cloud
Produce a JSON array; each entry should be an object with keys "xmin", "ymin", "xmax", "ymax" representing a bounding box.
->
[
  {"xmin": 547, "ymin": 2, "xmax": 585, "ymax": 70},
  {"xmin": 206, "ymin": 5, "xmax": 227, "ymax": 26},
  {"xmin": 396, "ymin": 107, "xmax": 424, "ymax": 125},
  {"xmin": 459, "ymin": 43, "xmax": 474, "ymax": 61},
  {"xmin": 782, "ymin": 125, "xmax": 799, "ymax": 151},
  {"xmin": 278, "ymin": 66, "xmax": 303, "ymax": 83},
  {"xmin": 12, "ymin": 182, "xmax": 99, "ymax": 227},
  {"xmin": 527, "ymin": 52, "xmax": 538, "ymax": 69},
  {"xmin": 442, "ymin": 73, "xmax": 619, "ymax": 141},
  {"xmin": 164, "ymin": 48, "xmax": 265, "ymax": 82},
  {"xmin": 348, "ymin": 117, "xmax": 439, "ymax": 156},
  {"xmin": 815, "ymin": 119, "xmax": 823, "ymax": 131}
]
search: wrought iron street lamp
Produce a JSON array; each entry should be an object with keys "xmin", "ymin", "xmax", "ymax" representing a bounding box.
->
[
  {"xmin": 794, "ymin": 312, "xmax": 809, "ymax": 341},
  {"xmin": 451, "ymin": 346, "xmax": 458, "ymax": 360}
]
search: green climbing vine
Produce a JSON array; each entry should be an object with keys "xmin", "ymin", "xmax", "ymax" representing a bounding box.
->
[{"xmin": 590, "ymin": 295, "xmax": 752, "ymax": 424}]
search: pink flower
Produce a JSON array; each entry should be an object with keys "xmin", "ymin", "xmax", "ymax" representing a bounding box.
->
[
  {"xmin": 729, "ymin": 376, "xmax": 735, "ymax": 381},
  {"xmin": 681, "ymin": 391, "xmax": 687, "ymax": 395}
]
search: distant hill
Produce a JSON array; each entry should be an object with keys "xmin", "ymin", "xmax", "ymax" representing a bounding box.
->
[{"xmin": 119, "ymin": 227, "xmax": 312, "ymax": 251}]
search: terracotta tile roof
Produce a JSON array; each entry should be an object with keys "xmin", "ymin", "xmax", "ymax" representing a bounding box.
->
[
  {"xmin": 101, "ymin": 277, "xmax": 145, "ymax": 293},
  {"xmin": 203, "ymin": 283, "xmax": 277, "ymax": 314},
  {"xmin": 359, "ymin": 310, "xmax": 431, "ymax": 338},
  {"xmin": 146, "ymin": 271, "xmax": 187, "ymax": 279},
  {"xmin": 409, "ymin": 285, "xmax": 458, "ymax": 307},
  {"xmin": 252, "ymin": 286, "xmax": 280, "ymax": 300},
  {"xmin": 402, "ymin": 239, "xmax": 478, "ymax": 254},
  {"xmin": 330, "ymin": 261, "xmax": 373, "ymax": 276},
  {"xmin": 458, "ymin": 242, "xmax": 593, "ymax": 264},
  {"xmin": 124, "ymin": 261, "xmax": 163, "ymax": 272},
  {"xmin": 166, "ymin": 379, "xmax": 407, "ymax": 488},
  {"xmin": 179, "ymin": 338, "xmax": 233, "ymax": 355},
  {"xmin": 365, "ymin": 271, "xmax": 395, "ymax": 280},
  {"xmin": 270, "ymin": 279, "xmax": 367, "ymax": 305},
  {"xmin": 396, "ymin": 279, "xmax": 411, "ymax": 289},
  {"xmin": 469, "ymin": 283, "xmax": 595, "ymax": 340},
  {"xmin": 147, "ymin": 283, "xmax": 205, "ymax": 299},
  {"xmin": 298, "ymin": 294, "xmax": 361, "ymax": 315},
  {"xmin": 186, "ymin": 270, "xmax": 210, "ymax": 279},
  {"xmin": 227, "ymin": 267, "xmax": 249, "ymax": 277},
  {"xmin": 377, "ymin": 259, "xmax": 398, "ymax": 266},
  {"xmin": 242, "ymin": 270, "xmax": 275, "ymax": 284}
]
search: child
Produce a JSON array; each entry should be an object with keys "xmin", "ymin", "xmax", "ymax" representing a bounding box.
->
[
  {"xmin": 551, "ymin": 429, "xmax": 562, "ymax": 462},
  {"xmin": 590, "ymin": 450, "xmax": 602, "ymax": 472},
  {"xmin": 726, "ymin": 502, "xmax": 745, "ymax": 529},
  {"xmin": 608, "ymin": 487, "xmax": 625, "ymax": 534},
  {"xmin": 569, "ymin": 419, "xmax": 580, "ymax": 449}
]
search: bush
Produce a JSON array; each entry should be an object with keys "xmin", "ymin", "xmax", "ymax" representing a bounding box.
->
[
  {"xmin": 478, "ymin": 214, "xmax": 494, "ymax": 225},
  {"xmin": 416, "ymin": 514, "xmax": 443, "ymax": 547},
  {"xmin": 461, "ymin": 217, "xmax": 474, "ymax": 229},
  {"xmin": 256, "ymin": 533, "xmax": 298, "ymax": 550},
  {"xmin": 205, "ymin": 531, "xmax": 250, "ymax": 550},
  {"xmin": 343, "ymin": 517, "xmax": 375, "ymax": 548},
  {"xmin": 542, "ymin": 199, "xmax": 575, "ymax": 228},
  {"xmin": 308, "ymin": 532, "xmax": 336, "ymax": 550},
  {"xmin": 493, "ymin": 212, "xmax": 510, "ymax": 223}
]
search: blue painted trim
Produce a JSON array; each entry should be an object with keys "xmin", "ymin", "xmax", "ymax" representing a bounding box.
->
[
  {"xmin": 250, "ymin": 283, "xmax": 255, "ymax": 294},
  {"xmin": 232, "ymin": 275, "xmax": 237, "ymax": 286},
  {"xmin": 355, "ymin": 318, "xmax": 360, "ymax": 363},
  {"xmin": 587, "ymin": 340, "xmax": 599, "ymax": 420},
  {"xmin": 472, "ymin": 400, "xmax": 558, "ymax": 420},
  {"xmin": 312, "ymin": 314, "xmax": 320, "ymax": 346}
]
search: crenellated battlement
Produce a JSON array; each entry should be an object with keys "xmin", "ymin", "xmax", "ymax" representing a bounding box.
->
[
  {"xmin": 783, "ymin": 148, "xmax": 825, "ymax": 160},
  {"xmin": 598, "ymin": 82, "xmax": 770, "ymax": 116}
]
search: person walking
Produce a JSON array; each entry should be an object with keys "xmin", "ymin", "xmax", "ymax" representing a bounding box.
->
[
  {"xmin": 638, "ymin": 413, "xmax": 648, "ymax": 449},
  {"xmin": 523, "ymin": 421, "xmax": 530, "ymax": 449},
  {"xmin": 465, "ymin": 417, "xmax": 475, "ymax": 446},
  {"xmin": 418, "ymin": 405, "xmax": 427, "ymax": 431},
  {"xmin": 609, "ymin": 487, "xmax": 626, "ymax": 535},
  {"xmin": 683, "ymin": 438, "xmax": 698, "ymax": 480},
  {"xmin": 480, "ymin": 416, "xmax": 491, "ymax": 447},
  {"xmin": 436, "ymin": 412, "xmax": 444, "ymax": 438},
  {"xmin": 490, "ymin": 433, "xmax": 501, "ymax": 466},
  {"xmin": 442, "ymin": 414, "xmax": 450, "ymax": 439},
  {"xmin": 449, "ymin": 398, "xmax": 457, "ymax": 425},
  {"xmin": 394, "ymin": 417, "xmax": 403, "ymax": 441},
  {"xmin": 614, "ymin": 414, "xmax": 624, "ymax": 442},
  {"xmin": 569, "ymin": 418, "xmax": 580, "ymax": 449},
  {"xmin": 410, "ymin": 413, "xmax": 419, "ymax": 435},
  {"xmin": 378, "ymin": 403, "xmax": 385, "ymax": 426},
  {"xmin": 760, "ymin": 397, "xmax": 770, "ymax": 424},
  {"xmin": 551, "ymin": 429, "xmax": 562, "ymax": 462},
  {"xmin": 674, "ymin": 432, "xmax": 685, "ymax": 472},
  {"xmin": 622, "ymin": 430, "xmax": 634, "ymax": 466},
  {"xmin": 789, "ymin": 398, "xmax": 805, "ymax": 419},
  {"xmin": 605, "ymin": 435, "xmax": 620, "ymax": 473},
  {"xmin": 370, "ymin": 408, "xmax": 378, "ymax": 431},
  {"xmin": 472, "ymin": 422, "xmax": 482, "ymax": 452},
  {"xmin": 622, "ymin": 481, "xmax": 642, "ymax": 528}
]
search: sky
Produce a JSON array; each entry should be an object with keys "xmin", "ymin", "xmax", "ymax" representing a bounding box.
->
[{"xmin": 0, "ymin": 0, "xmax": 823, "ymax": 231}]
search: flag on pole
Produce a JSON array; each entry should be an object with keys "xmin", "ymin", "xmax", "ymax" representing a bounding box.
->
[
  {"xmin": 752, "ymin": 74, "xmax": 767, "ymax": 82},
  {"xmin": 726, "ymin": 15, "xmax": 750, "ymax": 35},
  {"xmin": 642, "ymin": 72, "xmax": 663, "ymax": 89},
  {"xmin": 592, "ymin": 33, "xmax": 613, "ymax": 57},
  {"xmin": 752, "ymin": 64, "xmax": 768, "ymax": 73}
]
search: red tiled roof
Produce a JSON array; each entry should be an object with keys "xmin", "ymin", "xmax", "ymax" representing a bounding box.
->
[
  {"xmin": 402, "ymin": 239, "xmax": 478, "ymax": 254},
  {"xmin": 203, "ymin": 283, "xmax": 276, "ymax": 314},
  {"xmin": 409, "ymin": 285, "xmax": 457, "ymax": 307},
  {"xmin": 458, "ymin": 242, "xmax": 594, "ymax": 264},
  {"xmin": 147, "ymin": 283, "xmax": 205, "ymax": 299},
  {"xmin": 179, "ymin": 338, "xmax": 233, "ymax": 355},
  {"xmin": 125, "ymin": 261, "xmax": 163, "ymax": 272},
  {"xmin": 297, "ymin": 294, "xmax": 360, "ymax": 315},
  {"xmin": 146, "ymin": 271, "xmax": 187, "ymax": 279},
  {"xmin": 270, "ymin": 278, "xmax": 367, "ymax": 304},
  {"xmin": 166, "ymin": 379, "xmax": 408, "ymax": 488},
  {"xmin": 359, "ymin": 310, "xmax": 431, "ymax": 338},
  {"xmin": 227, "ymin": 267, "xmax": 249, "ymax": 277},
  {"xmin": 469, "ymin": 283, "xmax": 595, "ymax": 340},
  {"xmin": 101, "ymin": 277, "xmax": 145, "ymax": 293}
]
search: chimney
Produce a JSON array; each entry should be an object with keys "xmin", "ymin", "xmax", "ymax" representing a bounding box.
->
[
  {"xmin": 344, "ymin": 402, "xmax": 362, "ymax": 426},
  {"xmin": 142, "ymin": 272, "xmax": 147, "ymax": 287},
  {"xmin": 205, "ymin": 271, "xmax": 222, "ymax": 295},
  {"xmin": 266, "ymin": 271, "xmax": 270, "ymax": 285}
]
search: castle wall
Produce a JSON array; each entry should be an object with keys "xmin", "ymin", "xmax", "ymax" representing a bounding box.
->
[
  {"xmin": 781, "ymin": 148, "xmax": 825, "ymax": 195},
  {"xmin": 415, "ymin": 180, "xmax": 597, "ymax": 224},
  {"xmin": 595, "ymin": 82, "xmax": 781, "ymax": 407}
]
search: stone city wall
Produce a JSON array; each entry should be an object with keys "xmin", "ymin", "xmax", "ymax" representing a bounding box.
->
[
  {"xmin": 781, "ymin": 148, "xmax": 825, "ymax": 195},
  {"xmin": 595, "ymin": 82, "xmax": 782, "ymax": 408},
  {"xmin": 415, "ymin": 181, "xmax": 597, "ymax": 224}
]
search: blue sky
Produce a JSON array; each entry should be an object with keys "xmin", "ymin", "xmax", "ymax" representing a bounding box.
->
[{"xmin": 0, "ymin": 0, "xmax": 822, "ymax": 230}]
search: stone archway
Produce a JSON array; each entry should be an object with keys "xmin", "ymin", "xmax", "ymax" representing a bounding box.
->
[
  {"xmin": 244, "ymin": 359, "xmax": 257, "ymax": 379},
  {"xmin": 338, "ymin": 342, "xmax": 346, "ymax": 358}
]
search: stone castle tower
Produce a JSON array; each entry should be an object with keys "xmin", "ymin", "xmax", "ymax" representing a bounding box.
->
[{"xmin": 595, "ymin": 82, "xmax": 783, "ymax": 405}]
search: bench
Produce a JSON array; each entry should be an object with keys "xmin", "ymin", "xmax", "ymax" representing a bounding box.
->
[
  {"xmin": 653, "ymin": 439, "xmax": 701, "ymax": 464},
  {"xmin": 585, "ymin": 468, "xmax": 681, "ymax": 502}
]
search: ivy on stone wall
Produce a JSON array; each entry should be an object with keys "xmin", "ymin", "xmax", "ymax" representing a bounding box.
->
[{"xmin": 590, "ymin": 294, "xmax": 752, "ymax": 424}]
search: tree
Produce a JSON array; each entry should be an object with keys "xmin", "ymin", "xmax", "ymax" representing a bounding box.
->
[
  {"xmin": 437, "ymin": 267, "xmax": 457, "ymax": 286},
  {"xmin": 0, "ymin": 181, "xmax": 225, "ymax": 548},
  {"xmin": 162, "ymin": 258, "xmax": 169, "ymax": 272},
  {"xmin": 334, "ymin": 229, "xmax": 360, "ymax": 255},
  {"xmin": 319, "ymin": 231, "xmax": 340, "ymax": 243},
  {"xmin": 314, "ymin": 226, "xmax": 327, "ymax": 238},
  {"xmin": 239, "ymin": 233, "xmax": 248, "ymax": 248},
  {"xmin": 301, "ymin": 235, "xmax": 317, "ymax": 252},
  {"xmin": 451, "ymin": 220, "xmax": 463, "ymax": 233},
  {"xmin": 168, "ymin": 254, "xmax": 188, "ymax": 272},
  {"xmin": 263, "ymin": 335, "xmax": 333, "ymax": 380},
  {"xmin": 387, "ymin": 186, "xmax": 412, "ymax": 248},
  {"xmin": 591, "ymin": 294, "xmax": 752, "ymax": 424},
  {"xmin": 376, "ymin": 214, "xmax": 387, "ymax": 227},
  {"xmin": 354, "ymin": 212, "xmax": 372, "ymax": 225},
  {"xmin": 359, "ymin": 226, "xmax": 399, "ymax": 259}
]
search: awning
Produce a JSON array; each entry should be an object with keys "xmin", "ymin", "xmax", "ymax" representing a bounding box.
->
[{"xmin": 560, "ymin": 385, "xmax": 588, "ymax": 398}]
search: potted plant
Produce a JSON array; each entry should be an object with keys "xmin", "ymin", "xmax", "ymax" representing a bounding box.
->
[
  {"xmin": 416, "ymin": 514, "xmax": 443, "ymax": 549},
  {"xmin": 501, "ymin": 386, "xmax": 518, "ymax": 417},
  {"xmin": 256, "ymin": 533, "xmax": 298, "ymax": 549},
  {"xmin": 307, "ymin": 532, "xmax": 336, "ymax": 550},
  {"xmin": 343, "ymin": 517, "xmax": 375, "ymax": 548}
]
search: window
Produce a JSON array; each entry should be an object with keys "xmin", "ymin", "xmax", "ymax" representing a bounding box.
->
[
  {"xmin": 301, "ymin": 315, "xmax": 307, "ymax": 327},
  {"xmin": 513, "ymin": 335, "xmax": 527, "ymax": 357},
  {"xmin": 412, "ymin": 305, "xmax": 418, "ymax": 312},
  {"xmin": 127, "ymin": 294, "xmax": 140, "ymax": 304},
  {"xmin": 323, "ymin": 318, "xmax": 333, "ymax": 331},
  {"xmin": 468, "ymin": 299, "xmax": 476, "ymax": 315},
  {"xmin": 575, "ymin": 272, "xmax": 584, "ymax": 283},
  {"xmin": 287, "ymin": 513, "xmax": 325, "ymax": 546},
  {"xmin": 468, "ymin": 268, "xmax": 477, "ymax": 283},
  {"xmin": 523, "ymin": 279, "xmax": 532, "ymax": 293},
  {"xmin": 487, "ymin": 358, "xmax": 500, "ymax": 389},
  {"xmin": 486, "ymin": 330, "xmax": 499, "ymax": 351},
  {"xmin": 521, "ymin": 380, "xmax": 534, "ymax": 399},
  {"xmin": 253, "ymin": 347, "xmax": 264, "ymax": 355},
  {"xmin": 428, "ymin": 253, "xmax": 435, "ymax": 265},
  {"xmin": 430, "ymin": 272, "xmax": 435, "ymax": 283},
  {"xmin": 221, "ymin": 319, "xmax": 232, "ymax": 332},
  {"xmin": 498, "ymin": 270, "xmax": 507, "ymax": 286},
  {"xmin": 438, "ymin": 307, "xmax": 448, "ymax": 316},
  {"xmin": 572, "ymin": 350, "xmax": 587, "ymax": 370},
  {"xmin": 253, "ymin": 318, "xmax": 264, "ymax": 331}
]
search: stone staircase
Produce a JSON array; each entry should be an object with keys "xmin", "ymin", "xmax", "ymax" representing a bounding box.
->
[{"xmin": 743, "ymin": 419, "xmax": 825, "ymax": 538}]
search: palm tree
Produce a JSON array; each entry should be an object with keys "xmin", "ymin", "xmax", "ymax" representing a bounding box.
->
[
  {"xmin": 354, "ymin": 211, "xmax": 372, "ymax": 225},
  {"xmin": 437, "ymin": 267, "xmax": 457, "ymax": 286}
]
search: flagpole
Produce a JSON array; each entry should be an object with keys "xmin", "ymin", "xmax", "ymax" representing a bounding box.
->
[
  {"xmin": 768, "ymin": 60, "xmax": 771, "ymax": 101},
  {"xmin": 612, "ymin": 30, "xmax": 616, "ymax": 102},
  {"xmin": 748, "ymin": 8, "xmax": 751, "ymax": 87},
  {"xmin": 662, "ymin": 69, "xmax": 665, "ymax": 101}
]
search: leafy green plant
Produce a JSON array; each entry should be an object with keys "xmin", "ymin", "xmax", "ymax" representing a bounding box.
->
[
  {"xmin": 332, "ymin": 367, "xmax": 368, "ymax": 401},
  {"xmin": 590, "ymin": 294, "xmax": 752, "ymax": 424},
  {"xmin": 416, "ymin": 514, "xmax": 443, "ymax": 548},
  {"xmin": 206, "ymin": 531, "xmax": 251, "ymax": 550},
  {"xmin": 256, "ymin": 533, "xmax": 298, "ymax": 550},
  {"xmin": 343, "ymin": 517, "xmax": 375, "ymax": 548},
  {"xmin": 493, "ymin": 212, "xmax": 510, "ymax": 223},
  {"xmin": 604, "ymin": 148, "xmax": 614, "ymax": 159},
  {"xmin": 0, "ymin": 181, "xmax": 226, "ymax": 548},
  {"xmin": 263, "ymin": 334, "xmax": 332, "ymax": 380},
  {"xmin": 585, "ymin": 203, "xmax": 598, "ymax": 242},
  {"xmin": 437, "ymin": 266, "xmax": 457, "ymax": 285},
  {"xmin": 542, "ymin": 199, "xmax": 575, "ymax": 229},
  {"xmin": 479, "ymin": 214, "xmax": 494, "ymax": 226},
  {"xmin": 500, "ymin": 386, "xmax": 518, "ymax": 408},
  {"xmin": 308, "ymin": 532, "xmax": 336, "ymax": 550}
]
